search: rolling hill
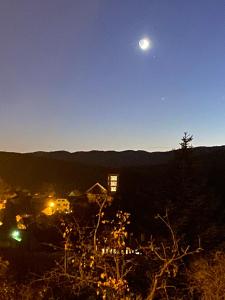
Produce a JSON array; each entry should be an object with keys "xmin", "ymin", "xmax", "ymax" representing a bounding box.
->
[{"xmin": 0, "ymin": 146, "xmax": 225, "ymax": 192}]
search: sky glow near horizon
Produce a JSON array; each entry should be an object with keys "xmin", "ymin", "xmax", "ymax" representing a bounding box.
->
[{"xmin": 0, "ymin": 0, "xmax": 225, "ymax": 152}]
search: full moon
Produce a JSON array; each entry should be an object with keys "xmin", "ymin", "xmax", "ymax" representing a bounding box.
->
[{"xmin": 139, "ymin": 38, "xmax": 151, "ymax": 50}]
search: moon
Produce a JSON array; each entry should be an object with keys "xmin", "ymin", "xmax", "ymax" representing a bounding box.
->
[{"xmin": 139, "ymin": 38, "xmax": 151, "ymax": 51}]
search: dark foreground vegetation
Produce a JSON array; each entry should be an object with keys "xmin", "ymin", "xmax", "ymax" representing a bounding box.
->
[{"xmin": 0, "ymin": 134, "xmax": 225, "ymax": 299}]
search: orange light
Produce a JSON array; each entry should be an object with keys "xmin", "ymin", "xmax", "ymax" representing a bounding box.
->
[{"xmin": 49, "ymin": 201, "xmax": 55, "ymax": 208}]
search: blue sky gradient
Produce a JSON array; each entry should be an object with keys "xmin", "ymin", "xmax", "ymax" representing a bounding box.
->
[{"xmin": 0, "ymin": 0, "xmax": 225, "ymax": 152}]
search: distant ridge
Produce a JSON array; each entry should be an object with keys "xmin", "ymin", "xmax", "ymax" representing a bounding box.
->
[
  {"xmin": 28, "ymin": 146, "xmax": 225, "ymax": 168},
  {"xmin": 28, "ymin": 149, "xmax": 174, "ymax": 167},
  {"xmin": 1, "ymin": 146, "xmax": 225, "ymax": 191}
]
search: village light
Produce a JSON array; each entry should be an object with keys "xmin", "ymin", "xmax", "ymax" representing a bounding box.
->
[
  {"xmin": 108, "ymin": 174, "xmax": 119, "ymax": 193},
  {"xmin": 11, "ymin": 230, "xmax": 22, "ymax": 242},
  {"xmin": 49, "ymin": 201, "xmax": 55, "ymax": 208}
]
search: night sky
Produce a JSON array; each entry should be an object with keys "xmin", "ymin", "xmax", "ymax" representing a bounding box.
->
[{"xmin": 0, "ymin": 0, "xmax": 224, "ymax": 152}]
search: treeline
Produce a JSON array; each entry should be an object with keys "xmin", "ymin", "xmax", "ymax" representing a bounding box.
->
[{"xmin": 117, "ymin": 134, "xmax": 225, "ymax": 251}]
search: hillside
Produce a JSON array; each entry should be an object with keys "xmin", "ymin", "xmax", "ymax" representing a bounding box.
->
[
  {"xmin": 0, "ymin": 151, "xmax": 109, "ymax": 192},
  {"xmin": 29, "ymin": 146, "xmax": 225, "ymax": 167},
  {"xmin": 29, "ymin": 149, "xmax": 175, "ymax": 167},
  {"xmin": 0, "ymin": 146, "xmax": 225, "ymax": 192}
]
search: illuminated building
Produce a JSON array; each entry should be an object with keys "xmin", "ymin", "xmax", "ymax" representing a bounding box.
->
[
  {"xmin": 42, "ymin": 198, "xmax": 71, "ymax": 215},
  {"xmin": 86, "ymin": 182, "xmax": 108, "ymax": 203},
  {"xmin": 108, "ymin": 174, "xmax": 119, "ymax": 193}
]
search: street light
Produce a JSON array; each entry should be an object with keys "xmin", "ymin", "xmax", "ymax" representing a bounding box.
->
[
  {"xmin": 11, "ymin": 230, "xmax": 22, "ymax": 242},
  {"xmin": 49, "ymin": 201, "xmax": 55, "ymax": 208},
  {"xmin": 48, "ymin": 201, "xmax": 55, "ymax": 215}
]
